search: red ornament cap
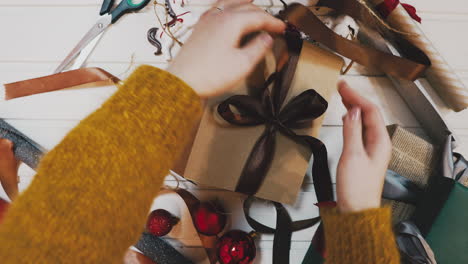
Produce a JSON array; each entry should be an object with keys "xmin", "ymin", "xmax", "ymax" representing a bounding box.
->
[
  {"xmin": 146, "ymin": 209, "xmax": 179, "ymax": 237},
  {"xmin": 216, "ymin": 230, "xmax": 257, "ymax": 264}
]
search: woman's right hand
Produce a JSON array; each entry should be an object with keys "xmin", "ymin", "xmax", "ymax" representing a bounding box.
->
[
  {"xmin": 336, "ymin": 81, "xmax": 392, "ymax": 213},
  {"xmin": 167, "ymin": 0, "xmax": 286, "ymax": 98}
]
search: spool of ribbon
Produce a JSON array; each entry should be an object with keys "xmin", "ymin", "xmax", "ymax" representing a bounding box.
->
[
  {"xmin": 216, "ymin": 30, "xmax": 334, "ymax": 203},
  {"xmin": 376, "ymin": 0, "xmax": 421, "ymax": 23}
]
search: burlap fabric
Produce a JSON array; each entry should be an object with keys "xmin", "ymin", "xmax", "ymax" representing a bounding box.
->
[{"xmin": 383, "ymin": 125, "xmax": 441, "ymax": 224}]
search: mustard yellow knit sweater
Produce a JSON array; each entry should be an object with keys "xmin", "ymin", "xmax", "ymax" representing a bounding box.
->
[{"xmin": 0, "ymin": 66, "xmax": 400, "ymax": 263}]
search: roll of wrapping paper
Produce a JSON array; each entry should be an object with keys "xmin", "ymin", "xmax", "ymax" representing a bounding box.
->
[{"xmin": 370, "ymin": 0, "xmax": 468, "ymax": 112}]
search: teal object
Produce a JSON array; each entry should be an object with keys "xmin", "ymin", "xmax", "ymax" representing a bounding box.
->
[
  {"xmin": 426, "ymin": 182, "xmax": 468, "ymax": 263},
  {"xmin": 302, "ymin": 244, "xmax": 324, "ymax": 264},
  {"xmin": 108, "ymin": 0, "xmax": 151, "ymax": 23}
]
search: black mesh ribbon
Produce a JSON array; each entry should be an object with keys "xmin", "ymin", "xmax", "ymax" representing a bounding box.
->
[{"xmin": 217, "ymin": 32, "xmax": 334, "ymax": 203}]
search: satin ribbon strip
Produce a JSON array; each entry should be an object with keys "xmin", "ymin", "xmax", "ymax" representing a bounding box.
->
[
  {"xmin": 280, "ymin": 1, "xmax": 430, "ymax": 81},
  {"xmin": 395, "ymin": 221, "xmax": 437, "ymax": 264},
  {"xmin": 0, "ymin": 118, "xmax": 46, "ymax": 169},
  {"xmin": 243, "ymin": 197, "xmax": 321, "ymax": 264},
  {"xmin": 383, "ymin": 169, "xmax": 424, "ymax": 204},
  {"xmin": 376, "ymin": 0, "xmax": 421, "ymax": 23},
  {"xmin": 3, "ymin": 67, "xmax": 119, "ymax": 100},
  {"xmin": 217, "ymin": 30, "xmax": 334, "ymax": 203}
]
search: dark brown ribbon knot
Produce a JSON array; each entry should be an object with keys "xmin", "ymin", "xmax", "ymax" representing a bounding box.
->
[{"xmin": 217, "ymin": 34, "xmax": 334, "ymax": 203}]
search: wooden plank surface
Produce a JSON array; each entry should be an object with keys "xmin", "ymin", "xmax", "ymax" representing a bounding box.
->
[{"xmin": 1, "ymin": 0, "xmax": 467, "ymax": 263}]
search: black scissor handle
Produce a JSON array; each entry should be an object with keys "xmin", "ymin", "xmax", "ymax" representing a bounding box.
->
[
  {"xmin": 100, "ymin": 0, "xmax": 114, "ymax": 16},
  {"xmin": 110, "ymin": 0, "xmax": 151, "ymax": 23}
]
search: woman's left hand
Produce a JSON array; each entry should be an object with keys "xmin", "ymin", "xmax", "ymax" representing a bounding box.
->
[{"xmin": 167, "ymin": 0, "xmax": 286, "ymax": 98}]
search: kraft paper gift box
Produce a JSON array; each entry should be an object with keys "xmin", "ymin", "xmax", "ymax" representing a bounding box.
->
[{"xmin": 183, "ymin": 39, "xmax": 343, "ymax": 204}]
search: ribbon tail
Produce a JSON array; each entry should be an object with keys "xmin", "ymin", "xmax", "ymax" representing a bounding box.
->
[
  {"xmin": 235, "ymin": 126, "xmax": 277, "ymax": 195},
  {"xmin": 298, "ymin": 135, "xmax": 334, "ymax": 202},
  {"xmin": 273, "ymin": 202, "xmax": 293, "ymax": 264}
]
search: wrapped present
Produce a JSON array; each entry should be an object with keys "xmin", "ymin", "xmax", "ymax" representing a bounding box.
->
[
  {"xmin": 383, "ymin": 125, "xmax": 440, "ymax": 223},
  {"xmin": 183, "ymin": 36, "xmax": 343, "ymax": 204}
]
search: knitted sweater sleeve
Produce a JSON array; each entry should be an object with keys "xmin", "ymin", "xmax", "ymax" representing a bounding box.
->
[
  {"xmin": 0, "ymin": 65, "xmax": 202, "ymax": 263},
  {"xmin": 321, "ymin": 207, "xmax": 401, "ymax": 264}
]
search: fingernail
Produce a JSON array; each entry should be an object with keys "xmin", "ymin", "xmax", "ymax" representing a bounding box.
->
[
  {"xmin": 260, "ymin": 33, "xmax": 273, "ymax": 46},
  {"xmin": 349, "ymin": 107, "xmax": 361, "ymax": 121},
  {"xmin": 338, "ymin": 80, "xmax": 348, "ymax": 88}
]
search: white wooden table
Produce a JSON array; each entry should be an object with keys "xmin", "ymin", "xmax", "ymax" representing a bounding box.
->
[{"xmin": 1, "ymin": 0, "xmax": 468, "ymax": 263}]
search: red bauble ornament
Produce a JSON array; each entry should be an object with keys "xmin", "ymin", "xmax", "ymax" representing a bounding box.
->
[
  {"xmin": 193, "ymin": 201, "xmax": 227, "ymax": 236},
  {"xmin": 216, "ymin": 230, "xmax": 257, "ymax": 264},
  {"xmin": 0, "ymin": 198, "xmax": 9, "ymax": 224},
  {"xmin": 146, "ymin": 209, "xmax": 179, "ymax": 237}
]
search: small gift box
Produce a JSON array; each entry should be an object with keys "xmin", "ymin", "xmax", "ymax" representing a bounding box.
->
[
  {"xmin": 183, "ymin": 38, "xmax": 343, "ymax": 204},
  {"xmin": 383, "ymin": 125, "xmax": 440, "ymax": 223}
]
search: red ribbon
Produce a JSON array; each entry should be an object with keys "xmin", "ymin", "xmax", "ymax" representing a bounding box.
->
[{"xmin": 376, "ymin": 0, "xmax": 421, "ymax": 23}]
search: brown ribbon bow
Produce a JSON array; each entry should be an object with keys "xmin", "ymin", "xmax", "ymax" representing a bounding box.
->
[{"xmin": 217, "ymin": 32, "xmax": 334, "ymax": 203}]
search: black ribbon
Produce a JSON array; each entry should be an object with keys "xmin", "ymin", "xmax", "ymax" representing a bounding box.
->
[
  {"xmin": 243, "ymin": 197, "xmax": 321, "ymax": 264},
  {"xmin": 217, "ymin": 31, "xmax": 334, "ymax": 203},
  {"xmin": 231, "ymin": 31, "xmax": 334, "ymax": 264}
]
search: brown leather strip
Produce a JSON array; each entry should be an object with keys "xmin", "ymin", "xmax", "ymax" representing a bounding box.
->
[
  {"xmin": 280, "ymin": 1, "xmax": 431, "ymax": 81},
  {"xmin": 4, "ymin": 68, "xmax": 119, "ymax": 100}
]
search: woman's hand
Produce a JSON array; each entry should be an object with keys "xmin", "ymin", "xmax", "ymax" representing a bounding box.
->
[
  {"xmin": 336, "ymin": 81, "xmax": 392, "ymax": 213},
  {"xmin": 167, "ymin": 0, "xmax": 286, "ymax": 98}
]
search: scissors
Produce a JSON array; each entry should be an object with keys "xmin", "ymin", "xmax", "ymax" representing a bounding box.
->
[{"xmin": 54, "ymin": 0, "xmax": 151, "ymax": 74}]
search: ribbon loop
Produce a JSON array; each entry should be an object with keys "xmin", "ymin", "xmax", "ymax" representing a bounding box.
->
[
  {"xmin": 279, "ymin": 89, "xmax": 328, "ymax": 128},
  {"xmin": 217, "ymin": 95, "xmax": 268, "ymax": 126}
]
